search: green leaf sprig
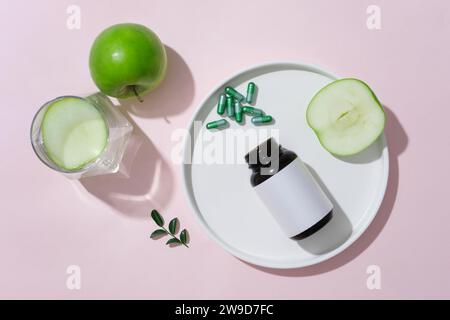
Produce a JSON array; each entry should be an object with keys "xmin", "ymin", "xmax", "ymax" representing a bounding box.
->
[{"xmin": 150, "ymin": 209, "xmax": 189, "ymax": 248}]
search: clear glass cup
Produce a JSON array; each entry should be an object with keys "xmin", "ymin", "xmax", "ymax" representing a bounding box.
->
[{"xmin": 30, "ymin": 93, "xmax": 133, "ymax": 179}]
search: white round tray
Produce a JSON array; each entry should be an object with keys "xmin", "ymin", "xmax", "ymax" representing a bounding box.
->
[{"xmin": 182, "ymin": 61, "xmax": 389, "ymax": 269}]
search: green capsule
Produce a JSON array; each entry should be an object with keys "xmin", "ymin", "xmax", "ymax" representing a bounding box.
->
[
  {"xmin": 234, "ymin": 100, "xmax": 243, "ymax": 123},
  {"xmin": 217, "ymin": 94, "xmax": 226, "ymax": 115},
  {"xmin": 226, "ymin": 96, "xmax": 235, "ymax": 118},
  {"xmin": 225, "ymin": 86, "xmax": 245, "ymax": 102},
  {"xmin": 246, "ymin": 82, "xmax": 256, "ymax": 104},
  {"xmin": 251, "ymin": 115, "xmax": 273, "ymax": 125},
  {"xmin": 242, "ymin": 106, "xmax": 264, "ymax": 116},
  {"xmin": 206, "ymin": 119, "xmax": 228, "ymax": 130}
]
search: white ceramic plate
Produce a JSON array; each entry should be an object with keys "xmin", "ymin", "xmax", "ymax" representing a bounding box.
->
[{"xmin": 182, "ymin": 62, "xmax": 389, "ymax": 269}]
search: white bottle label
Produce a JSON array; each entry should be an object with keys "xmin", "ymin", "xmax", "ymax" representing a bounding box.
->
[{"xmin": 254, "ymin": 157, "xmax": 333, "ymax": 238}]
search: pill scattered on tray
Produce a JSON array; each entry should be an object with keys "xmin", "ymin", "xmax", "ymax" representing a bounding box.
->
[{"xmin": 206, "ymin": 82, "xmax": 274, "ymax": 130}]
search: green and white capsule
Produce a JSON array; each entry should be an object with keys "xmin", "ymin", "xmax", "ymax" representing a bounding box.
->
[
  {"xmin": 206, "ymin": 119, "xmax": 228, "ymax": 130},
  {"xmin": 234, "ymin": 100, "xmax": 243, "ymax": 123},
  {"xmin": 251, "ymin": 115, "xmax": 273, "ymax": 125},
  {"xmin": 226, "ymin": 96, "xmax": 235, "ymax": 118},
  {"xmin": 225, "ymin": 87, "xmax": 245, "ymax": 102},
  {"xmin": 242, "ymin": 106, "xmax": 264, "ymax": 116},
  {"xmin": 246, "ymin": 82, "xmax": 256, "ymax": 104},
  {"xmin": 217, "ymin": 94, "xmax": 226, "ymax": 115}
]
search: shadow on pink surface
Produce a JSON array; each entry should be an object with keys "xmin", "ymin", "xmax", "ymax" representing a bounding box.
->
[
  {"xmin": 244, "ymin": 106, "xmax": 408, "ymax": 276},
  {"xmin": 79, "ymin": 115, "xmax": 173, "ymax": 219},
  {"xmin": 78, "ymin": 45, "xmax": 194, "ymax": 218},
  {"xmin": 119, "ymin": 46, "xmax": 194, "ymax": 119}
]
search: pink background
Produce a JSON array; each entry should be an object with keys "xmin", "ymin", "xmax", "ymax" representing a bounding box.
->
[{"xmin": 1, "ymin": 0, "xmax": 449, "ymax": 299}]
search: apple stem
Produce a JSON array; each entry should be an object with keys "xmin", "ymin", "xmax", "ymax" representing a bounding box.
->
[{"xmin": 132, "ymin": 86, "xmax": 144, "ymax": 103}]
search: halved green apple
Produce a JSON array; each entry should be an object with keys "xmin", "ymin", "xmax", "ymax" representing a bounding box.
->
[
  {"xmin": 41, "ymin": 97, "xmax": 108, "ymax": 171},
  {"xmin": 306, "ymin": 78, "xmax": 385, "ymax": 156}
]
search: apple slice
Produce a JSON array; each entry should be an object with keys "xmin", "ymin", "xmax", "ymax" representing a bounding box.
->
[
  {"xmin": 41, "ymin": 97, "xmax": 108, "ymax": 170},
  {"xmin": 306, "ymin": 78, "xmax": 385, "ymax": 156}
]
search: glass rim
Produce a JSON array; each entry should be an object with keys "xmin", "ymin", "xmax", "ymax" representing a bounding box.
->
[{"xmin": 30, "ymin": 95, "xmax": 110, "ymax": 174}]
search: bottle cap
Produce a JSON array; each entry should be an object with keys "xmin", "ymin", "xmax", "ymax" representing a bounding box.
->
[{"xmin": 244, "ymin": 138, "xmax": 279, "ymax": 168}]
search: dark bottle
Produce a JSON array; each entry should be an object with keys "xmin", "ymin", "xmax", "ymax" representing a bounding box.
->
[{"xmin": 245, "ymin": 138, "xmax": 333, "ymax": 240}]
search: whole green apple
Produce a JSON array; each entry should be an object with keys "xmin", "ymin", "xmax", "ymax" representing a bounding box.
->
[{"xmin": 89, "ymin": 23, "xmax": 167, "ymax": 101}]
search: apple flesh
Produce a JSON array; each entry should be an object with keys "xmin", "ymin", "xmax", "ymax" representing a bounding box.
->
[
  {"xmin": 306, "ymin": 78, "xmax": 385, "ymax": 156},
  {"xmin": 42, "ymin": 97, "xmax": 108, "ymax": 171},
  {"xmin": 89, "ymin": 23, "xmax": 167, "ymax": 100}
]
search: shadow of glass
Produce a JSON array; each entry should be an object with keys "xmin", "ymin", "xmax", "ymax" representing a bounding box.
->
[
  {"xmin": 119, "ymin": 46, "xmax": 195, "ymax": 119},
  {"xmin": 243, "ymin": 106, "xmax": 407, "ymax": 276},
  {"xmin": 296, "ymin": 164, "xmax": 353, "ymax": 255},
  {"xmin": 78, "ymin": 113, "xmax": 174, "ymax": 219}
]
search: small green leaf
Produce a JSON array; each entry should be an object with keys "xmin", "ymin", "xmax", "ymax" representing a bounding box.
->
[
  {"xmin": 180, "ymin": 229, "xmax": 188, "ymax": 244},
  {"xmin": 151, "ymin": 210, "xmax": 164, "ymax": 227},
  {"xmin": 150, "ymin": 229, "xmax": 167, "ymax": 239},
  {"xmin": 149, "ymin": 210, "xmax": 190, "ymax": 248},
  {"xmin": 166, "ymin": 238, "xmax": 182, "ymax": 246},
  {"xmin": 169, "ymin": 218, "xmax": 178, "ymax": 234}
]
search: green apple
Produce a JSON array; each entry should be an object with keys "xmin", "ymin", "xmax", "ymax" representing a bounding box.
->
[
  {"xmin": 42, "ymin": 97, "xmax": 108, "ymax": 171},
  {"xmin": 306, "ymin": 78, "xmax": 385, "ymax": 156},
  {"xmin": 89, "ymin": 23, "xmax": 167, "ymax": 101}
]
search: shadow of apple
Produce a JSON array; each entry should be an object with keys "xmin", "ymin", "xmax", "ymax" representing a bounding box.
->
[{"xmin": 119, "ymin": 45, "xmax": 195, "ymax": 119}]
